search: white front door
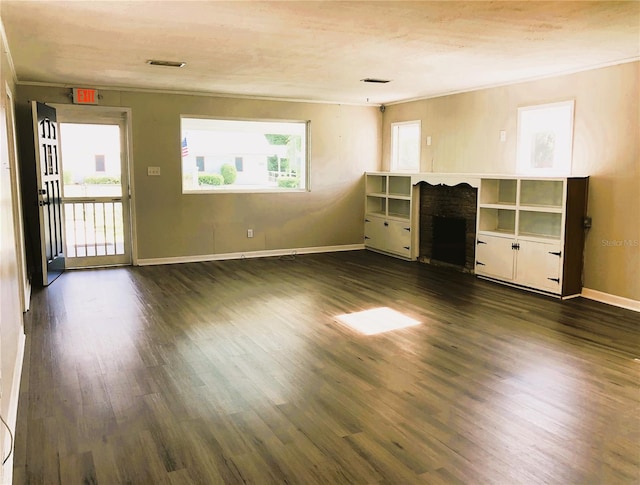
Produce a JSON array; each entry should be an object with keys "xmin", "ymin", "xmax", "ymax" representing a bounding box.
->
[{"xmin": 57, "ymin": 108, "xmax": 132, "ymax": 268}]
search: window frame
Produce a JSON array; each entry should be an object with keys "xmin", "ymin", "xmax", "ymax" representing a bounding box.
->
[
  {"xmin": 516, "ymin": 100, "xmax": 575, "ymax": 176},
  {"xmin": 181, "ymin": 115, "xmax": 310, "ymax": 194},
  {"xmin": 391, "ymin": 120, "xmax": 421, "ymax": 173}
]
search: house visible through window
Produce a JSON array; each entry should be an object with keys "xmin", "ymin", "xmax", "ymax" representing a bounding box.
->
[
  {"xmin": 181, "ymin": 117, "xmax": 308, "ymax": 193},
  {"xmin": 95, "ymin": 154, "xmax": 105, "ymax": 172},
  {"xmin": 391, "ymin": 121, "xmax": 421, "ymax": 172}
]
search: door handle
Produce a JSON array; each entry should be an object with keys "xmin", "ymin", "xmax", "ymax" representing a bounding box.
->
[
  {"xmin": 404, "ymin": 227, "xmax": 410, "ymax": 232},
  {"xmin": 403, "ymin": 246, "xmax": 410, "ymax": 250},
  {"xmin": 384, "ymin": 222, "xmax": 389, "ymax": 227},
  {"xmin": 38, "ymin": 200, "xmax": 50, "ymax": 206},
  {"xmin": 548, "ymin": 251, "xmax": 561, "ymax": 257},
  {"xmin": 476, "ymin": 261, "xmax": 485, "ymax": 266},
  {"xmin": 547, "ymin": 278, "xmax": 560, "ymax": 283},
  {"xmin": 38, "ymin": 189, "xmax": 46, "ymax": 195},
  {"xmin": 477, "ymin": 240, "xmax": 487, "ymax": 245}
]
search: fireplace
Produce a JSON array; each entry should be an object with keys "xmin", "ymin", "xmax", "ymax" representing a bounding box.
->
[
  {"xmin": 432, "ymin": 216, "xmax": 466, "ymax": 266},
  {"xmin": 419, "ymin": 183, "xmax": 478, "ymax": 271}
]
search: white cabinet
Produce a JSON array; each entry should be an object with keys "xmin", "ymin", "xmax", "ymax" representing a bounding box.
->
[
  {"xmin": 475, "ymin": 177, "xmax": 588, "ymax": 297},
  {"xmin": 364, "ymin": 173, "xmax": 418, "ymax": 260}
]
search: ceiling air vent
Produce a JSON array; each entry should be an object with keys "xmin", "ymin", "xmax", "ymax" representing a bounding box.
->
[
  {"xmin": 361, "ymin": 78, "xmax": 391, "ymax": 84},
  {"xmin": 147, "ymin": 60, "xmax": 186, "ymax": 68}
]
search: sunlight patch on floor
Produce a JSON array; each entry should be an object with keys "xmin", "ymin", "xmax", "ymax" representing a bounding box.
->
[{"xmin": 335, "ymin": 307, "xmax": 421, "ymax": 335}]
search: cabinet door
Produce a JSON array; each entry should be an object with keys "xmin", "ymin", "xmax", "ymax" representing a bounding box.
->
[
  {"xmin": 364, "ymin": 215, "xmax": 387, "ymax": 251},
  {"xmin": 386, "ymin": 220, "xmax": 412, "ymax": 258},
  {"xmin": 475, "ymin": 234, "xmax": 515, "ymax": 280},
  {"xmin": 516, "ymin": 240, "xmax": 562, "ymax": 293}
]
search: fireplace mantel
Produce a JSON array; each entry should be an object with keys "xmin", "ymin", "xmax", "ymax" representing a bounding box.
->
[{"xmin": 409, "ymin": 173, "xmax": 481, "ymax": 188}]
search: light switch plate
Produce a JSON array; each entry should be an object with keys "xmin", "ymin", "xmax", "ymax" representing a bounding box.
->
[{"xmin": 148, "ymin": 166, "xmax": 161, "ymax": 176}]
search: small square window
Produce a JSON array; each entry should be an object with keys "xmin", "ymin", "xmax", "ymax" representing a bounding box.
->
[
  {"xmin": 95, "ymin": 154, "xmax": 105, "ymax": 172},
  {"xmin": 391, "ymin": 121, "xmax": 420, "ymax": 172}
]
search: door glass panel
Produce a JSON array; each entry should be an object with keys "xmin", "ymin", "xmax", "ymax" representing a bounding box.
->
[{"xmin": 60, "ymin": 124, "xmax": 122, "ymax": 197}]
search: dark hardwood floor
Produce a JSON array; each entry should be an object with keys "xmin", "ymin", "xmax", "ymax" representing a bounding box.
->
[{"xmin": 13, "ymin": 250, "xmax": 640, "ymax": 484}]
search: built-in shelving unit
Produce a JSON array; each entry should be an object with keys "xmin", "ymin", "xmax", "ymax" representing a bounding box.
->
[
  {"xmin": 475, "ymin": 176, "xmax": 589, "ymax": 297},
  {"xmin": 364, "ymin": 172, "xmax": 418, "ymax": 260}
]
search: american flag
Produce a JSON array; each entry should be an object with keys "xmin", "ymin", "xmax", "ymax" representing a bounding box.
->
[{"xmin": 181, "ymin": 137, "xmax": 189, "ymax": 157}]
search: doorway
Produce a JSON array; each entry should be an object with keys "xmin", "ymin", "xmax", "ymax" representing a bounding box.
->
[{"xmin": 57, "ymin": 108, "xmax": 132, "ymax": 268}]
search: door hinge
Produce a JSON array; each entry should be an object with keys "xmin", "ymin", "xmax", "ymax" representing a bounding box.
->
[{"xmin": 512, "ymin": 243, "xmax": 520, "ymax": 250}]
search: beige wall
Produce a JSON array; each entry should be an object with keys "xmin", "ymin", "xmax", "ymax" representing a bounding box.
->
[
  {"xmin": 382, "ymin": 62, "xmax": 640, "ymax": 301},
  {"xmin": 0, "ymin": 26, "xmax": 24, "ymax": 480},
  {"xmin": 15, "ymin": 86, "xmax": 381, "ymax": 261}
]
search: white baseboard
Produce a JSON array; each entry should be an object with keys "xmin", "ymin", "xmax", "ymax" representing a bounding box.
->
[
  {"xmin": 581, "ymin": 288, "xmax": 640, "ymax": 312},
  {"xmin": 136, "ymin": 244, "xmax": 365, "ymax": 267},
  {"xmin": 1, "ymin": 331, "xmax": 26, "ymax": 485}
]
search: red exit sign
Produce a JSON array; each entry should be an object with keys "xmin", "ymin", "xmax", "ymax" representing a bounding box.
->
[{"xmin": 72, "ymin": 88, "xmax": 98, "ymax": 105}]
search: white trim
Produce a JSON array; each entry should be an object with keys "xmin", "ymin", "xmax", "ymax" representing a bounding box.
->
[
  {"xmin": 136, "ymin": 244, "xmax": 365, "ymax": 266},
  {"xmin": 581, "ymin": 288, "xmax": 640, "ymax": 313},
  {"xmin": 15, "ymin": 81, "xmax": 374, "ymax": 107},
  {"xmin": 0, "ymin": 20, "xmax": 18, "ymax": 85},
  {"xmin": 0, "ymin": 331, "xmax": 25, "ymax": 485},
  {"xmin": 5, "ymin": 84, "xmax": 29, "ymax": 313}
]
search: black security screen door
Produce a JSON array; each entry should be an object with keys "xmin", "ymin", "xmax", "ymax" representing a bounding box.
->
[{"xmin": 33, "ymin": 101, "xmax": 65, "ymax": 285}]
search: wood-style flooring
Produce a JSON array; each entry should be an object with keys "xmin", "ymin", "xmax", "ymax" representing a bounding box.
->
[{"xmin": 13, "ymin": 250, "xmax": 640, "ymax": 484}]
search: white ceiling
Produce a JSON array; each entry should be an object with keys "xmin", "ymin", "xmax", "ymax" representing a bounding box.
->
[{"xmin": 2, "ymin": 1, "xmax": 639, "ymax": 105}]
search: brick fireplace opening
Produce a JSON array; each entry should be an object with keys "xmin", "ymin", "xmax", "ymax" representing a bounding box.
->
[{"xmin": 419, "ymin": 183, "xmax": 478, "ymax": 272}]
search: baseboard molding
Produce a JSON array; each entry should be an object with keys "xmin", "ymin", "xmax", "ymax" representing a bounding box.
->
[
  {"xmin": 1, "ymin": 331, "xmax": 26, "ymax": 485},
  {"xmin": 581, "ymin": 288, "xmax": 640, "ymax": 312},
  {"xmin": 136, "ymin": 244, "xmax": 365, "ymax": 267}
]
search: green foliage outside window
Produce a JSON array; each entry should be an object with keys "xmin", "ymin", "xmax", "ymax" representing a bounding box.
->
[
  {"xmin": 198, "ymin": 173, "xmax": 224, "ymax": 186},
  {"xmin": 220, "ymin": 164, "xmax": 238, "ymax": 184}
]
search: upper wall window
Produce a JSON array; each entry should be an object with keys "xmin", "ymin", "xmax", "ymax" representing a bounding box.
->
[
  {"xmin": 391, "ymin": 120, "xmax": 421, "ymax": 172},
  {"xmin": 181, "ymin": 117, "xmax": 308, "ymax": 193},
  {"xmin": 517, "ymin": 100, "xmax": 575, "ymax": 175}
]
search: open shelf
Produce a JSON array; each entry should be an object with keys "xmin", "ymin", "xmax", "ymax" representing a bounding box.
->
[
  {"xmin": 388, "ymin": 198, "xmax": 410, "ymax": 219},
  {"xmin": 518, "ymin": 211, "xmax": 562, "ymax": 240},
  {"xmin": 478, "ymin": 207, "xmax": 516, "ymax": 235},
  {"xmin": 366, "ymin": 195, "xmax": 386, "ymax": 215},
  {"xmin": 388, "ymin": 176, "xmax": 411, "ymax": 197},
  {"xmin": 366, "ymin": 174, "xmax": 387, "ymax": 195},
  {"xmin": 480, "ymin": 178, "xmax": 517, "ymax": 206},
  {"xmin": 520, "ymin": 179, "xmax": 563, "ymax": 208}
]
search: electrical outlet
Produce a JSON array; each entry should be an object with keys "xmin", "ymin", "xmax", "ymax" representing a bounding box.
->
[
  {"xmin": 426, "ymin": 136, "xmax": 432, "ymax": 146},
  {"xmin": 247, "ymin": 229, "xmax": 254, "ymax": 238},
  {"xmin": 147, "ymin": 166, "xmax": 161, "ymax": 176},
  {"xmin": 500, "ymin": 130, "xmax": 507, "ymax": 142}
]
